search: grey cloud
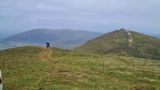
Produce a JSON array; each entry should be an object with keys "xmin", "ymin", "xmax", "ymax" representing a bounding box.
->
[{"xmin": 0, "ymin": 0, "xmax": 160, "ymax": 34}]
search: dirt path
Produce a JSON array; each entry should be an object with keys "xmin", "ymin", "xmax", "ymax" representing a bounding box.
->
[
  {"xmin": 125, "ymin": 30, "xmax": 133, "ymax": 47},
  {"xmin": 38, "ymin": 48, "xmax": 53, "ymax": 62},
  {"xmin": 37, "ymin": 48, "xmax": 55, "ymax": 89}
]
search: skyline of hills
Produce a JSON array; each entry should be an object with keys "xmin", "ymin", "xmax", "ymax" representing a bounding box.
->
[
  {"xmin": 0, "ymin": 28, "xmax": 160, "ymax": 51},
  {"xmin": 3, "ymin": 28, "xmax": 101, "ymax": 49},
  {"xmin": 1, "ymin": 28, "xmax": 160, "ymax": 39}
]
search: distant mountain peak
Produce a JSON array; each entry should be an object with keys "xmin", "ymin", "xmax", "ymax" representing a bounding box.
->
[
  {"xmin": 115, "ymin": 28, "xmax": 135, "ymax": 33},
  {"xmin": 119, "ymin": 28, "xmax": 127, "ymax": 31}
]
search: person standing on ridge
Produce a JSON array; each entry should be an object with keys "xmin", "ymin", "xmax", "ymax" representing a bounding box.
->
[{"xmin": 46, "ymin": 42, "xmax": 50, "ymax": 49}]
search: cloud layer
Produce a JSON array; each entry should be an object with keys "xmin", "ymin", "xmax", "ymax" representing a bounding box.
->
[{"xmin": 0, "ymin": 0, "xmax": 160, "ymax": 34}]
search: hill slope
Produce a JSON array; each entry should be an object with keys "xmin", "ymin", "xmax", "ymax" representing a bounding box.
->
[
  {"xmin": 75, "ymin": 29, "xmax": 160, "ymax": 60},
  {"xmin": 4, "ymin": 29, "xmax": 101, "ymax": 48},
  {"xmin": 0, "ymin": 46, "xmax": 160, "ymax": 90}
]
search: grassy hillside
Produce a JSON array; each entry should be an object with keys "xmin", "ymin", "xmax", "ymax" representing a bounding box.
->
[
  {"xmin": 0, "ymin": 46, "xmax": 160, "ymax": 90},
  {"xmin": 75, "ymin": 29, "xmax": 160, "ymax": 60}
]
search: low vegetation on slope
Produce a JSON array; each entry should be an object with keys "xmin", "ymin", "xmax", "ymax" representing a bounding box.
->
[
  {"xmin": 75, "ymin": 29, "xmax": 160, "ymax": 60},
  {"xmin": 0, "ymin": 46, "xmax": 160, "ymax": 90}
]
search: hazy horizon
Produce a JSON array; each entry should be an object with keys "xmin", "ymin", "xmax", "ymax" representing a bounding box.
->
[{"xmin": 0, "ymin": 0, "xmax": 160, "ymax": 35}]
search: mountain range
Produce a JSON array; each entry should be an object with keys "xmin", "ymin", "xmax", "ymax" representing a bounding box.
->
[
  {"xmin": 1, "ymin": 28, "xmax": 160, "ymax": 60},
  {"xmin": 3, "ymin": 29, "xmax": 101, "ymax": 48}
]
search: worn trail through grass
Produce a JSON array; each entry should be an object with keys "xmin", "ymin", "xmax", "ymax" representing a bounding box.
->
[
  {"xmin": 38, "ymin": 48, "xmax": 53, "ymax": 62},
  {"xmin": 37, "ymin": 48, "xmax": 56, "ymax": 89},
  {"xmin": 39, "ymin": 48, "xmax": 59, "ymax": 67}
]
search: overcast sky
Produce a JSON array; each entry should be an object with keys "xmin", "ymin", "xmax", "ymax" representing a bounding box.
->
[{"xmin": 0, "ymin": 0, "xmax": 160, "ymax": 34}]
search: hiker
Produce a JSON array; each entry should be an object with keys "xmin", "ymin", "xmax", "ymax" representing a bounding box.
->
[{"xmin": 46, "ymin": 42, "xmax": 50, "ymax": 49}]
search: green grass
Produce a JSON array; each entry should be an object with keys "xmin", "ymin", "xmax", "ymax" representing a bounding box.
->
[
  {"xmin": 0, "ymin": 46, "xmax": 160, "ymax": 90},
  {"xmin": 75, "ymin": 29, "xmax": 160, "ymax": 60}
]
